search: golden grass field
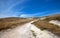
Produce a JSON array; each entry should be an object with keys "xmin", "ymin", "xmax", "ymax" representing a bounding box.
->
[{"xmin": 0, "ymin": 17, "xmax": 34, "ymax": 31}]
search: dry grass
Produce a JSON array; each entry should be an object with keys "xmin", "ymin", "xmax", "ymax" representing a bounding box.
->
[
  {"xmin": 44, "ymin": 14, "xmax": 60, "ymax": 21},
  {"xmin": 32, "ymin": 20, "xmax": 60, "ymax": 36},
  {"xmin": 0, "ymin": 17, "xmax": 33, "ymax": 31},
  {"xmin": 32, "ymin": 14, "xmax": 60, "ymax": 36}
]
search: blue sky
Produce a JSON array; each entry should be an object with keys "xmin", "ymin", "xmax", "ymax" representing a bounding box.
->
[{"xmin": 0, "ymin": 0, "xmax": 60, "ymax": 18}]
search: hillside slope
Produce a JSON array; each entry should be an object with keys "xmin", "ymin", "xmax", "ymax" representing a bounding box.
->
[
  {"xmin": 0, "ymin": 17, "xmax": 33, "ymax": 31},
  {"xmin": 32, "ymin": 14, "xmax": 60, "ymax": 37}
]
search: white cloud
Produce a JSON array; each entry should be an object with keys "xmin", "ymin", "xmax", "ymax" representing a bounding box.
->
[
  {"xmin": 20, "ymin": 10, "xmax": 60, "ymax": 18},
  {"xmin": 19, "ymin": 11, "xmax": 48, "ymax": 18},
  {"xmin": 20, "ymin": 14, "xmax": 34, "ymax": 18}
]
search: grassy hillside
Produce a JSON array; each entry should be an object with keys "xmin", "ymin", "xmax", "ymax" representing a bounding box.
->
[
  {"xmin": 44, "ymin": 14, "xmax": 60, "ymax": 21},
  {"xmin": 32, "ymin": 14, "xmax": 60, "ymax": 36},
  {"xmin": 0, "ymin": 17, "xmax": 33, "ymax": 31}
]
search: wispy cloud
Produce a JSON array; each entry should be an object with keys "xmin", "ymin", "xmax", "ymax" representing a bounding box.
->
[
  {"xmin": 3, "ymin": 0, "xmax": 26, "ymax": 13},
  {"xmin": 0, "ymin": 0, "xmax": 29, "ymax": 18},
  {"xmin": 0, "ymin": 0, "xmax": 60, "ymax": 18}
]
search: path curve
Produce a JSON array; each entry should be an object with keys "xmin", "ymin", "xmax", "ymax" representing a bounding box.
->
[{"xmin": 0, "ymin": 20, "xmax": 59, "ymax": 38}]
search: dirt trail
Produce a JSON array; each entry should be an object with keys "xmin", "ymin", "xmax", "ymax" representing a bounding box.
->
[{"xmin": 0, "ymin": 21, "xmax": 59, "ymax": 38}]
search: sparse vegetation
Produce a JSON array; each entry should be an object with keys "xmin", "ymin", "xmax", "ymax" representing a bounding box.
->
[
  {"xmin": 0, "ymin": 17, "xmax": 34, "ymax": 31},
  {"xmin": 44, "ymin": 14, "xmax": 60, "ymax": 21},
  {"xmin": 31, "ymin": 30, "xmax": 36, "ymax": 38},
  {"xmin": 32, "ymin": 14, "xmax": 60, "ymax": 36}
]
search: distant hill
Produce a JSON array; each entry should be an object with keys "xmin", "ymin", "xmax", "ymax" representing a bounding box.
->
[
  {"xmin": 44, "ymin": 14, "xmax": 60, "ymax": 21},
  {"xmin": 0, "ymin": 17, "xmax": 33, "ymax": 31}
]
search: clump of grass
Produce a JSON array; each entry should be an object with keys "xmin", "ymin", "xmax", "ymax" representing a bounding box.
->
[{"xmin": 31, "ymin": 30, "xmax": 36, "ymax": 38}]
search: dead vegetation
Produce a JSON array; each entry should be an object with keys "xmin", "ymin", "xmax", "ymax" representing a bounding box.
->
[
  {"xmin": 0, "ymin": 17, "xmax": 33, "ymax": 31},
  {"xmin": 32, "ymin": 14, "xmax": 60, "ymax": 36},
  {"xmin": 44, "ymin": 14, "xmax": 60, "ymax": 21}
]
